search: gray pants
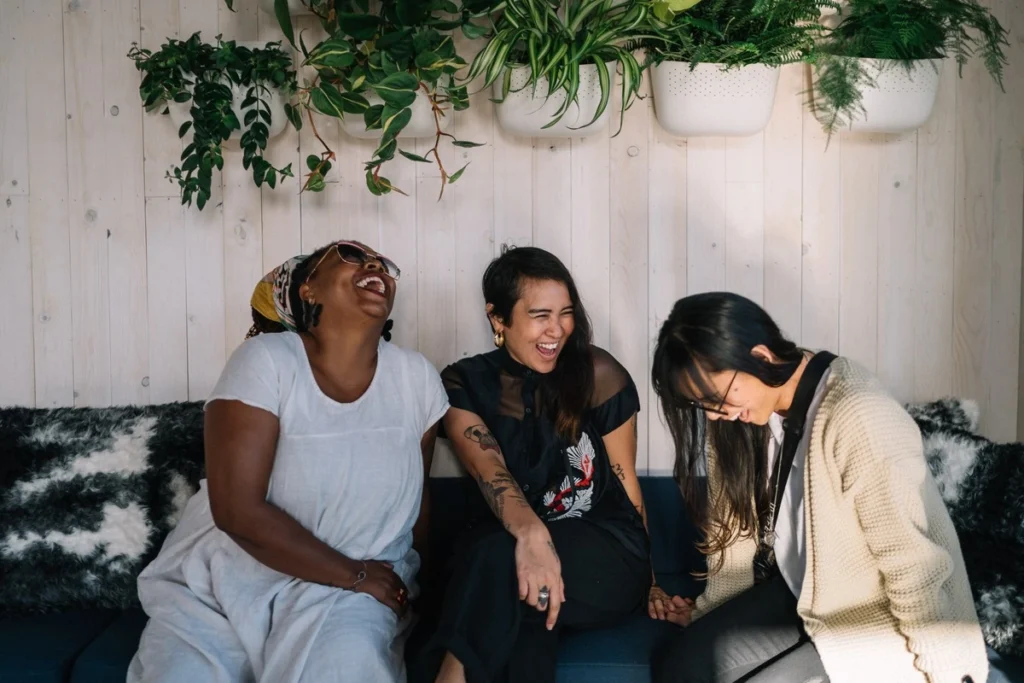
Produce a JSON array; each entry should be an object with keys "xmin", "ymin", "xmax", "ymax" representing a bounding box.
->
[{"xmin": 653, "ymin": 577, "xmax": 829, "ymax": 683}]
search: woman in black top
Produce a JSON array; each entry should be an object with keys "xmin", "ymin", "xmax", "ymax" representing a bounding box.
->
[{"xmin": 424, "ymin": 247, "xmax": 652, "ymax": 683}]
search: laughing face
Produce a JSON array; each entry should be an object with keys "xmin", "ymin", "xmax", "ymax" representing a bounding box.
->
[
  {"xmin": 492, "ymin": 278, "xmax": 576, "ymax": 374},
  {"xmin": 299, "ymin": 241, "xmax": 396, "ymax": 325}
]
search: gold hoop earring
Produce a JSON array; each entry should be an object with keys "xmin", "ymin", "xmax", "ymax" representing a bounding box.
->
[{"xmin": 493, "ymin": 330, "xmax": 505, "ymax": 348}]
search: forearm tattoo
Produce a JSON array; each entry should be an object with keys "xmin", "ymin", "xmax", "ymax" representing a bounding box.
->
[
  {"xmin": 467, "ymin": 426, "xmax": 531, "ymax": 523},
  {"xmin": 612, "ymin": 463, "xmax": 626, "ymax": 481},
  {"xmin": 465, "ymin": 424, "xmax": 501, "ymax": 455},
  {"xmin": 476, "ymin": 466, "xmax": 530, "ymax": 523}
]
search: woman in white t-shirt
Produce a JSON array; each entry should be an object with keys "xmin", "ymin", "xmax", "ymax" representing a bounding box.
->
[{"xmin": 129, "ymin": 241, "xmax": 450, "ymax": 683}]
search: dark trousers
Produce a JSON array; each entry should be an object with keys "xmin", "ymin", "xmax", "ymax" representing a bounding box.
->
[
  {"xmin": 414, "ymin": 518, "xmax": 650, "ymax": 683},
  {"xmin": 653, "ymin": 576, "xmax": 830, "ymax": 683}
]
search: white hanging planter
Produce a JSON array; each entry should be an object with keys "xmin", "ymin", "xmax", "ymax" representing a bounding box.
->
[
  {"xmin": 494, "ymin": 63, "xmax": 615, "ymax": 138},
  {"xmin": 837, "ymin": 58, "xmax": 944, "ymax": 133},
  {"xmin": 341, "ymin": 83, "xmax": 451, "ymax": 140},
  {"xmin": 165, "ymin": 41, "xmax": 291, "ymax": 144},
  {"xmin": 167, "ymin": 79, "xmax": 290, "ymax": 144},
  {"xmin": 651, "ymin": 62, "xmax": 780, "ymax": 137},
  {"xmin": 257, "ymin": 0, "xmax": 314, "ymax": 16}
]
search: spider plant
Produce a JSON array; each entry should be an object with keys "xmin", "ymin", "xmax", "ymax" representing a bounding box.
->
[
  {"xmin": 465, "ymin": 0, "xmax": 652, "ymax": 133},
  {"xmin": 637, "ymin": 0, "xmax": 835, "ymax": 69},
  {"xmin": 810, "ymin": 0, "xmax": 1009, "ymax": 134}
]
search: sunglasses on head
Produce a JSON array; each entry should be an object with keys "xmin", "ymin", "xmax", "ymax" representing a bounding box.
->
[{"xmin": 307, "ymin": 241, "xmax": 402, "ymax": 282}]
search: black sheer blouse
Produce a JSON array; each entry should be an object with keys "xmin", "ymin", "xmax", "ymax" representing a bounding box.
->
[{"xmin": 441, "ymin": 346, "xmax": 649, "ymax": 558}]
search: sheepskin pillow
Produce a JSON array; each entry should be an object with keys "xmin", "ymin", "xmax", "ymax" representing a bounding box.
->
[
  {"xmin": 0, "ymin": 403, "xmax": 205, "ymax": 614},
  {"xmin": 908, "ymin": 398, "xmax": 1024, "ymax": 658}
]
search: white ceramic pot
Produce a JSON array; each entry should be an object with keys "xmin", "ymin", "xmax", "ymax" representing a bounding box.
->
[
  {"xmin": 494, "ymin": 63, "xmax": 615, "ymax": 138},
  {"xmin": 167, "ymin": 79, "xmax": 289, "ymax": 143},
  {"xmin": 839, "ymin": 58, "xmax": 943, "ymax": 133},
  {"xmin": 651, "ymin": 62, "xmax": 780, "ymax": 137},
  {"xmin": 257, "ymin": 0, "xmax": 314, "ymax": 16},
  {"xmin": 341, "ymin": 84, "xmax": 452, "ymax": 140}
]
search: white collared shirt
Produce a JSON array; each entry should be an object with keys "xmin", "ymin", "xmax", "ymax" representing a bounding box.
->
[{"xmin": 766, "ymin": 368, "xmax": 831, "ymax": 599}]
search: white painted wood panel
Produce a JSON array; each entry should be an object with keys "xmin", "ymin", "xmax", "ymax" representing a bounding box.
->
[
  {"xmin": 0, "ymin": 196, "xmax": 34, "ymax": 406},
  {"xmin": 1, "ymin": 1, "xmax": 1023, "ymax": 462},
  {"xmin": 610, "ymin": 89, "xmax": 651, "ymax": 472},
  {"xmin": 762, "ymin": 64, "xmax": 804, "ymax": 343},
  {"xmin": 0, "ymin": 1, "xmax": 29, "ymax": 197},
  {"xmin": 26, "ymin": 0, "xmax": 75, "ymax": 409},
  {"xmin": 876, "ymin": 132, "xmax": 918, "ymax": 403}
]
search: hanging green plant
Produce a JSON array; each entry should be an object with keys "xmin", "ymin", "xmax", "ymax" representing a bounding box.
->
[
  {"xmin": 232, "ymin": 0, "xmax": 485, "ymax": 197},
  {"xmin": 637, "ymin": 0, "xmax": 833, "ymax": 68},
  {"xmin": 465, "ymin": 0, "xmax": 651, "ymax": 135},
  {"xmin": 809, "ymin": 0, "xmax": 1009, "ymax": 135},
  {"xmin": 128, "ymin": 33, "xmax": 301, "ymax": 210}
]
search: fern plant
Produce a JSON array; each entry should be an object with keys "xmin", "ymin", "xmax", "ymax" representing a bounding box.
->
[
  {"xmin": 637, "ymin": 0, "xmax": 836, "ymax": 69},
  {"xmin": 465, "ymin": 0, "xmax": 651, "ymax": 133},
  {"xmin": 810, "ymin": 0, "xmax": 1009, "ymax": 134}
]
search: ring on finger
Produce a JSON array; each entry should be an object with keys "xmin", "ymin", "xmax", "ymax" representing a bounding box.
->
[{"xmin": 538, "ymin": 585, "xmax": 550, "ymax": 609}]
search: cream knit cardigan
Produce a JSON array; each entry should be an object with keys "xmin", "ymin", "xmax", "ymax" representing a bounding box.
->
[{"xmin": 691, "ymin": 358, "xmax": 988, "ymax": 683}]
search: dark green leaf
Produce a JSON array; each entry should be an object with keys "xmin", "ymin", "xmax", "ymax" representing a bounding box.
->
[
  {"xmin": 371, "ymin": 72, "xmax": 419, "ymax": 108},
  {"xmin": 310, "ymin": 82, "xmax": 348, "ymax": 119},
  {"xmin": 448, "ymin": 163, "xmax": 469, "ymax": 184},
  {"xmin": 245, "ymin": 109, "xmax": 259, "ymax": 126},
  {"xmin": 306, "ymin": 37, "xmax": 356, "ymax": 69},
  {"xmin": 177, "ymin": 121, "xmax": 192, "ymax": 138},
  {"xmin": 461, "ymin": 22, "xmax": 489, "ymax": 40},
  {"xmin": 307, "ymin": 154, "xmax": 321, "ymax": 171},
  {"xmin": 285, "ymin": 103, "xmax": 303, "ymax": 130},
  {"xmin": 307, "ymin": 174, "xmax": 326, "ymax": 192},
  {"xmin": 451, "ymin": 140, "xmax": 485, "ymax": 148},
  {"xmin": 337, "ymin": 12, "xmax": 383, "ymax": 41},
  {"xmin": 274, "ymin": 0, "xmax": 297, "ymax": 49},
  {"xmin": 364, "ymin": 104, "xmax": 384, "ymax": 129},
  {"xmin": 173, "ymin": 91, "xmax": 192, "ymax": 103},
  {"xmin": 399, "ymin": 149, "xmax": 431, "ymax": 163},
  {"xmin": 415, "ymin": 51, "xmax": 442, "ymax": 70}
]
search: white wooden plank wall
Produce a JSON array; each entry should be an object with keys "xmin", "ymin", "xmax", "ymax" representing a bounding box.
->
[{"xmin": 2, "ymin": 1, "xmax": 1024, "ymax": 475}]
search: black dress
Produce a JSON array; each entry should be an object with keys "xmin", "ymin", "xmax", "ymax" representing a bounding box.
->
[{"xmin": 416, "ymin": 345, "xmax": 652, "ymax": 683}]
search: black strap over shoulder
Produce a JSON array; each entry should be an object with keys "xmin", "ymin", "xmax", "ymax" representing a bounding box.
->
[{"xmin": 754, "ymin": 351, "xmax": 836, "ymax": 582}]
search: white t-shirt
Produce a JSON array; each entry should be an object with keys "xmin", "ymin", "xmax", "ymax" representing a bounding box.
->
[
  {"xmin": 201, "ymin": 331, "xmax": 449, "ymax": 579},
  {"xmin": 766, "ymin": 368, "xmax": 830, "ymax": 599}
]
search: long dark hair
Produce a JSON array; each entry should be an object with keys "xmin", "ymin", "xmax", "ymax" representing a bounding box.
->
[
  {"xmin": 483, "ymin": 246, "xmax": 594, "ymax": 441},
  {"xmin": 651, "ymin": 292, "xmax": 805, "ymax": 573}
]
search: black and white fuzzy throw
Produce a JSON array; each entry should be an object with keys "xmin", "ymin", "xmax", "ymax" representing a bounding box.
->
[
  {"xmin": 907, "ymin": 398, "xmax": 1024, "ymax": 658},
  {"xmin": 0, "ymin": 403, "xmax": 204, "ymax": 615}
]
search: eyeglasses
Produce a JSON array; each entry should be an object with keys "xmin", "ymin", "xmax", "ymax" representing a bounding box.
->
[
  {"xmin": 682, "ymin": 371, "xmax": 738, "ymax": 416},
  {"xmin": 307, "ymin": 241, "xmax": 402, "ymax": 282}
]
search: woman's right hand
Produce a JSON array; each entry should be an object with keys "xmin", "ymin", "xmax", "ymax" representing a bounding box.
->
[
  {"xmin": 648, "ymin": 585, "xmax": 694, "ymax": 626},
  {"xmin": 515, "ymin": 523, "xmax": 565, "ymax": 630},
  {"xmin": 351, "ymin": 560, "xmax": 410, "ymax": 618}
]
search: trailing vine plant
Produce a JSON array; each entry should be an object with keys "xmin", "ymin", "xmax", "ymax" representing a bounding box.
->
[
  {"xmin": 230, "ymin": 0, "xmax": 484, "ymax": 198},
  {"xmin": 128, "ymin": 33, "xmax": 300, "ymax": 210},
  {"xmin": 810, "ymin": 0, "xmax": 1009, "ymax": 135}
]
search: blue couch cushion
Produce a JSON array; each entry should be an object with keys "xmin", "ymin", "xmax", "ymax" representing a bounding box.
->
[
  {"xmin": 0, "ymin": 610, "xmax": 116, "ymax": 683},
  {"xmin": 69, "ymin": 609, "xmax": 147, "ymax": 683}
]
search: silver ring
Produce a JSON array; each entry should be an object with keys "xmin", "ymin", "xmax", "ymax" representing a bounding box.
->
[{"xmin": 538, "ymin": 586, "xmax": 550, "ymax": 607}]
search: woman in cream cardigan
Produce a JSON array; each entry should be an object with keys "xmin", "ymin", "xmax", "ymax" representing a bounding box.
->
[{"xmin": 647, "ymin": 292, "xmax": 987, "ymax": 683}]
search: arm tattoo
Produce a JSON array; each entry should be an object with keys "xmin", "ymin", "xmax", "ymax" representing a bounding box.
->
[
  {"xmin": 612, "ymin": 463, "xmax": 626, "ymax": 481},
  {"xmin": 475, "ymin": 464, "xmax": 531, "ymax": 523},
  {"xmin": 465, "ymin": 424, "xmax": 501, "ymax": 455},
  {"xmin": 547, "ymin": 539, "xmax": 559, "ymax": 560}
]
